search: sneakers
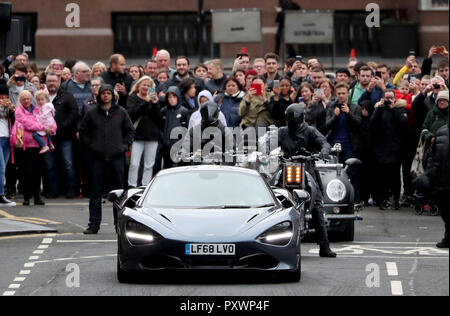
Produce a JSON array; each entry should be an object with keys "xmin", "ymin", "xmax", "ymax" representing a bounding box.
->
[
  {"xmin": 49, "ymin": 144, "xmax": 55, "ymax": 151},
  {"xmin": 34, "ymin": 198, "xmax": 45, "ymax": 206},
  {"xmin": 379, "ymin": 200, "xmax": 391, "ymax": 210},
  {"xmin": 0, "ymin": 195, "xmax": 16, "ymax": 207},
  {"xmin": 39, "ymin": 146, "xmax": 50, "ymax": 155},
  {"xmin": 83, "ymin": 225, "xmax": 100, "ymax": 235}
]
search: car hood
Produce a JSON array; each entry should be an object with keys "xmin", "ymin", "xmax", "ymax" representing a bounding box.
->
[{"xmin": 141, "ymin": 207, "xmax": 280, "ymax": 238}]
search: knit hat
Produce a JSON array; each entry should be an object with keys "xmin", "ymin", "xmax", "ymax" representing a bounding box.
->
[
  {"xmin": 436, "ymin": 90, "xmax": 449, "ymax": 103},
  {"xmin": 245, "ymin": 69, "xmax": 258, "ymax": 79}
]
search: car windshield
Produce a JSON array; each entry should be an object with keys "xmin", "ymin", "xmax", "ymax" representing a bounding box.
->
[{"xmin": 143, "ymin": 170, "xmax": 275, "ymax": 209}]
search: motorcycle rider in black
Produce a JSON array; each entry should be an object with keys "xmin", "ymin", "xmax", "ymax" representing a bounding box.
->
[
  {"xmin": 181, "ymin": 101, "xmax": 234, "ymax": 163},
  {"xmin": 278, "ymin": 104, "xmax": 337, "ymax": 258}
]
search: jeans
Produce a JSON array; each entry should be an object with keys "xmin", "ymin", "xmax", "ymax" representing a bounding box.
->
[
  {"xmin": 128, "ymin": 141, "xmax": 159, "ymax": 187},
  {"xmin": 0, "ymin": 137, "xmax": 11, "ymax": 195},
  {"xmin": 32, "ymin": 132, "xmax": 52, "ymax": 148},
  {"xmin": 88, "ymin": 154, "xmax": 125, "ymax": 227},
  {"xmin": 45, "ymin": 140, "xmax": 76, "ymax": 194}
]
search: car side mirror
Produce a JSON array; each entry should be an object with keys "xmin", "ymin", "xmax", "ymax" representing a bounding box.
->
[
  {"xmin": 293, "ymin": 189, "xmax": 311, "ymax": 206},
  {"xmin": 107, "ymin": 190, "xmax": 124, "ymax": 203},
  {"xmin": 345, "ymin": 158, "xmax": 362, "ymax": 167}
]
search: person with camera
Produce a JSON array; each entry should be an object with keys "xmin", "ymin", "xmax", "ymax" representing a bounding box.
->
[
  {"xmin": 278, "ymin": 104, "xmax": 336, "ymax": 258},
  {"xmin": 126, "ymin": 76, "xmax": 163, "ymax": 188},
  {"xmin": 7, "ymin": 63, "xmax": 36, "ymax": 108},
  {"xmin": 99, "ymin": 54, "xmax": 134, "ymax": 107},
  {"xmin": 370, "ymin": 90, "xmax": 408, "ymax": 210},
  {"xmin": 326, "ymin": 83, "xmax": 363, "ymax": 203},
  {"xmin": 0, "ymin": 84, "xmax": 16, "ymax": 206}
]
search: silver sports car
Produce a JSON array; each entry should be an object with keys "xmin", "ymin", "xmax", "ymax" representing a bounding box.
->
[{"xmin": 109, "ymin": 165, "xmax": 310, "ymax": 283}]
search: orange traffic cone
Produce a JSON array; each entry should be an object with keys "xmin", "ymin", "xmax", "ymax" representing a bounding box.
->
[{"xmin": 350, "ymin": 48, "xmax": 357, "ymax": 60}]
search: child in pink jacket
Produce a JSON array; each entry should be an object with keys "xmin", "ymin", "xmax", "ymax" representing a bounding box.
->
[{"xmin": 33, "ymin": 91, "xmax": 56, "ymax": 154}]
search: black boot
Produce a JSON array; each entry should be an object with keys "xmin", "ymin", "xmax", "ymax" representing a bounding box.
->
[
  {"xmin": 23, "ymin": 198, "xmax": 30, "ymax": 206},
  {"xmin": 34, "ymin": 197, "xmax": 45, "ymax": 206},
  {"xmin": 83, "ymin": 225, "xmax": 100, "ymax": 235},
  {"xmin": 319, "ymin": 243, "xmax": 337, "ymax": 258},
  {"xmin": 436, "ymin": 239, "xmax": 449, "ymax": 249}
]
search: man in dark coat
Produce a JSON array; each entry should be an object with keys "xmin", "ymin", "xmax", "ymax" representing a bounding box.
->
[
  {"xmin": 370, "ymin": 90, "xmax": 408, "ymax": 209},
  {"xmin": 278, "ymin": 104, "xmax": 336, "ymax": 258},
  {"xmin": 99, "ymin": 54, "xmax": 134, "ymax": 107},
  {"xmin": 79, "ymin": 84, "xmax": 135, "ymax": 234}
]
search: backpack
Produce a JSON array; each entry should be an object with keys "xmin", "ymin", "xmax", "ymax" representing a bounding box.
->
[{"xmin": 10, "ymin": 121, "xmax": 24, "ymax": 149}]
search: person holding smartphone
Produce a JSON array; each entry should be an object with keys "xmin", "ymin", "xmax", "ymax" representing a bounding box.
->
[
  {"xmin": 238, "ymin": 76, "xmax": 274, "ymax": 130},
  {"xmin": 7, "ymin": 63, "xmax": 36, "ymax": 108},
  {"xmin": 126, "ymin": 76, "xmax": 162, "ymax": 188},
  {"xmin": 269, "ymin": 77, "xmax": 295, "ymax": 127}
]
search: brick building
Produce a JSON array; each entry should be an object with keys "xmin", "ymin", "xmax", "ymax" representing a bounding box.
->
[{"xmin": 5, "ymin": 0, "xmax": 449, "ymax": 60}]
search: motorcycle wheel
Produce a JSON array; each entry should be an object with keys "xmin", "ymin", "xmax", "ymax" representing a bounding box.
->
[
  {"xmin": 414, "ymin": 204, "xmax": 424, "ymax": 216},
  {"xmin": 430, "ymin": 205, "xmax": 440, "ymax": 217},
  {"xmin": 341, "ymin": 220, "xmax": 355, "ymax": 242}
]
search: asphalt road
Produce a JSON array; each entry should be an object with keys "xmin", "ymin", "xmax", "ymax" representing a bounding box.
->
[{"xmin": 0, "ymin": 200, "xmax": 448, "ymax": 296}]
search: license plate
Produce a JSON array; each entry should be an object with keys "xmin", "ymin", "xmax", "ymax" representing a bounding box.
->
[{"xmin": 185, "ymin": 244, "xmax": 235, "ymax": 256}]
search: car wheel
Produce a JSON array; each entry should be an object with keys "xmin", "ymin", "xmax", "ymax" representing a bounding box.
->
[
  {"xmin": 276, "ymin": 247, "xmax": 301, "ymax": 283},
  {"xmin": 117, "ymin": 244, "xmax": 137, "ymax": 284},
  {"xmin": 341, "ymin": 220, "xmax": 355, "ymax": 242}
]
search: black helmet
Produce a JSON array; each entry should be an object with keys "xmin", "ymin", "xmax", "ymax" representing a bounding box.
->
[
  {"xmin": 286, "ymin": 103, "xmax": 306, "ymax": 128},
  {"xmin": 200, "ymin": 101, "xmax": 220, "ymax": 127}
]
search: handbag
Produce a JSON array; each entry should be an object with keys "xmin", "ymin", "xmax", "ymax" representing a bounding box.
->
[{"xmin": 410, "ymin": 129, "xmax": 428, "ymax": 178}]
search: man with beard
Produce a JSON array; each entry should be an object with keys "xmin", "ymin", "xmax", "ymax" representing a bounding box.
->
[
  {"xmin": 278, "ymin": 104, "xmax": 337, "ymax": 258},
  {"xmin": 44, "ymin": 73, "xmax": 78, "ymax": 198}
]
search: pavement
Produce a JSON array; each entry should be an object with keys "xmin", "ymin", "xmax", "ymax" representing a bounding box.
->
[{"xmin": 0, "ymin": 199, "xmax": 448, "ymax": 296}]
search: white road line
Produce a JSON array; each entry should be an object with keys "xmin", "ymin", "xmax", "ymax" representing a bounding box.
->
[
  {"xmin": 8, "ymin": 284, "xmax": 20, "ymax": 289},
  {"xmin": 33, "ymin": 250, "xmax": 44, "ymax": 254},
  {"xmin": 13, "ymin": 277, "xmax": 26, "ymax": 282},
  {"xmin": 56, "ymin": 240, "xmax": 116, "ymax": 243},
  {"xmin": 38, "ymin": 245, "xmax": 49, "ymax": 249},
  {"xmin": 19, "ymin": 270, "xmax": 31, "ymax": 275},
  {"xmin": 391, "ymin": 281, "xmax": 404, "ymax": 296},
  {"xmin": 348, "ymin": 242, "xmax": 437, "ymax": 245},
  {"xmin": 29, "ymin": 256, "xmax": 39, "ymax": 260},
  {"xmin": 42, "ymin": 238, "xmax": 53, "ymax": 244},
  {"xmin": 302, "ymin": 255, "xmax": 449, "ymax": 260},
  {"xmin": 386, "ymin": 262, "xmax": 399, "ymax": 276},
  {"xmin": 2, "ymin": 291, "xmax": 15, "ymax": 296},
  {"xmin": 34, "ymin": 254, "xmax": 117, "ymax": 264},
  {"xmin": 23, "ymin": 263, "xmax": 35, "ymax": 268}
]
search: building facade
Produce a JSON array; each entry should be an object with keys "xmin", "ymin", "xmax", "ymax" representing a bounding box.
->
[{"xmin": 6, "ymin": 0, "xmax": 449, "ymax": 60}]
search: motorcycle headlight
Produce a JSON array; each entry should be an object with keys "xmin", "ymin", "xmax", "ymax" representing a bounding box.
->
[
  {"xmin": 326, "ymin": 179, "xmax": 346, "ymax": 202},
  {"xmin": 257, "ymin": 221, "xmax": 293, "ymax": 246},
  {"xmin": 125, "ymin": 221, "xmax": 161, "ymax": 246}
]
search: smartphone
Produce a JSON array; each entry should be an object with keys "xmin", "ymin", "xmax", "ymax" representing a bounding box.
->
[
  {"xmin": 298, "ymin": 97, "xmax": 305, "ymax": 103},
  {"xmin": 273, "ymin": 80, "xmax": 280, "ymax": 89},
  {"xmin": 149, "ymin": 86, "xmax": 156, "ymax": 94},
  {"xmin": 251, "ymin": 83, "xmax": 263, "ymax": 96},
  {"xmin": 409, "ymin": 50, "xmax": 416, "ymax": 57},
  {"xmin": 410, "ymin": 77, "xmax": 417, "ymax": 84},
  {"xmin": 436, "ymin": 46, "xmax": 445, "ymax": 54},
  {"xmin": 236, "ymin": 53, "xmax": 244, "ymax": 59},
  {"xmin": 15, "ymin": 76, "xmax": 27, "ymax": 82},
  {"xmin": 295, "ymin": 56, "xmax": 303, "ymax": 62},
  {"xmin": 375, "ymin": 71, "xmax": 382, "ymax": 78},
  {"xmin": 315, "ymin": 89, "xmax": 324, "ymax": 96}
]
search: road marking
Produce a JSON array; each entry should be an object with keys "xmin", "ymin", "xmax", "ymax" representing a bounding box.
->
[
  {"xmin": 0, "ymin": 233, "xmax": 72, "ymax": 241},
  {"xmin": 14, "ymin": 277, "xmax": 26, "ymax": 282},
  {"xmin": 302, "ymin": 254, "xmax": 449, "ymax": 260},
  {"xmin": 33, "ymin": 250, "xmax": 44, "ymax": 254},
  {"xmin": 8, "ymin": 284, "xmax": 20, "ymax": 289},
  {"xmin": 0, "ymin": 209, "xmax": 61, "ymax": 225},
  {"xmin": 56, "ymin": 240, "xmax": 116, "ymax": 243},
  {"xmin": 38, "ymin": 245, "xmax": 49, "ymax": 249},
  {"xmin": 42, "ymin": 238, "xmax": 53, "ymax": 244},
  {"xmin": 386, "ymin": 262, "xmax": 399, "ymax": 276},
  {"xmin": 29, "ymin": 256, "xmax": 39, "ymax": 260},
  {"xmin": 34, "ymin": 254, "xmax": 117, "ymax": 264},
  {"xmin": 2, "ymin": 291, "xmax": 15, "ymax": 296},
  {"xmin": 19, "ymin": 270, "xmax": 31, "ymax": 275},
  {"xmin": 391, "ymin": 281, "xmax": 404, "ymax": 295},
  {"xmin": 24, "ymin": 263, "xmax": 35, "ymax": 268}
]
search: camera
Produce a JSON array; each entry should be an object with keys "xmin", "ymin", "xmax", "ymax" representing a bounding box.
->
[
  {"xmin": 433, "ymin": 83, "xmax": 441, "ymax": 89},
  {"xmin": 384, "ymin": 100, "xmax": 392, "ymax": 107},
  {"xmin": 295, "ymin": 56, "xmax": 303, "ymax": 62},
  {"xmin": 15, "ymin": 76, "xmax": 26, "ymax": 82}
]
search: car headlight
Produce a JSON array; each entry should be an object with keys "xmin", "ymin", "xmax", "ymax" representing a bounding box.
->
[
  {"xmin": 125, "ymin": 221, "xmax": 161, "ymax": 246},
  {"xmin": 257, "ymin": 221, "xmax": 293, "ymax": 246},
  {"xmin": 326, "ymin": 179, "xmax": 346, "ymax": 202}
]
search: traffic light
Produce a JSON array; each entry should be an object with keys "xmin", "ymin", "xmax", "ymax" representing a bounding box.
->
[{"xmin": 0, "ymin": 3, "xmax": 12, "ymax": 32}]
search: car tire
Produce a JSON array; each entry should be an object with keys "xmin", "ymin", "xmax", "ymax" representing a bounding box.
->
[
  {"xmin": 117, "ymin": 244, "xmax": 137, "ymax": 284},
  {"xmin": 341, "ymin": 220, "xmax": 355, "ymax": 242}
]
